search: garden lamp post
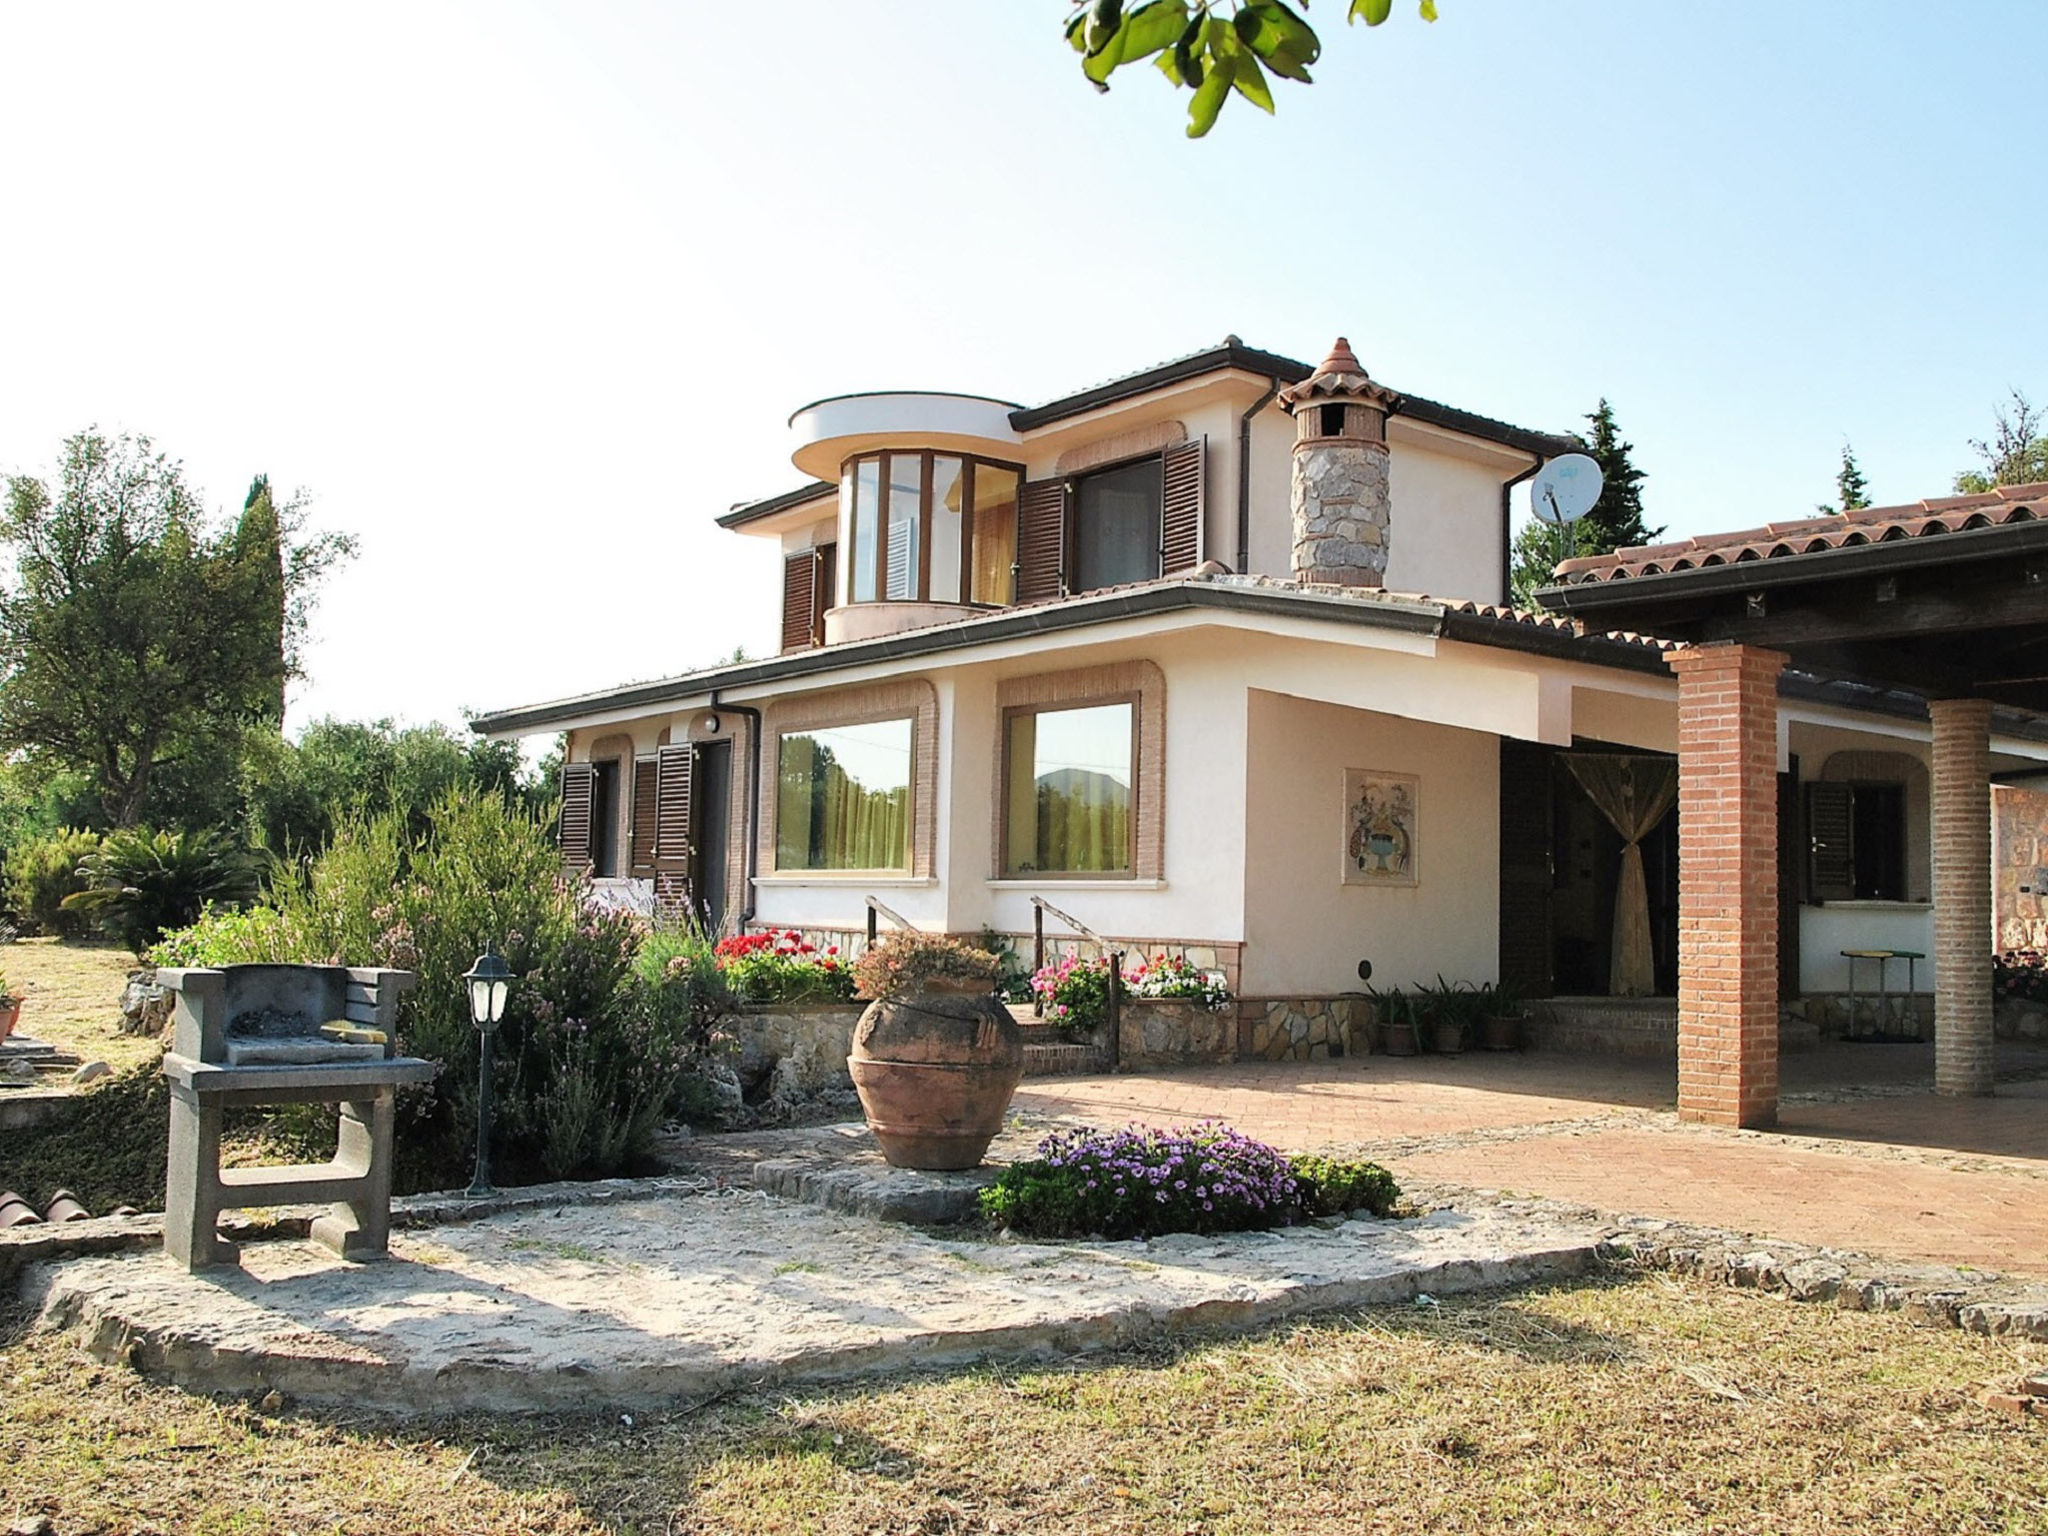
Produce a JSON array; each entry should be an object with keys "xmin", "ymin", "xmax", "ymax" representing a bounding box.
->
[{"xmin": 463, "ymin": 943, "xmax": 513, "ymax": 1198}]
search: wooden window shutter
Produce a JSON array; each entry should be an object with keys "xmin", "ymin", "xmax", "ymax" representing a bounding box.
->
[
  {"xmin": 1160, "ymin": 437, "xmax": 1205, "ymax": 574},
  {"xmin": 1805, "ymin": 782, "xmax": 1855, "ymax": 903},
  {"xmin": 629, "ymin": 757, "xmax": 659, "ymax": 873},
  {"xmin": 558, "ymin": 762, "xmax": 595, "ymax": 872},
  {"xmin": 780, "ymin": 552, "xmax": 816, "ymax": 653},
  {"xmin": 813, "ymin": 544, "xmax": 836, "ymax": 644},
  {"xmin": 1016, "ymin": 478, "xmax": 1068, "ymax": 603},
  {"xmin": 655, "ymin": 743, "xmax": 694, "ymax": 863}
]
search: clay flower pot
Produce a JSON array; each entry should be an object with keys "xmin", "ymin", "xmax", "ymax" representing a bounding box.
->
[
  {"xmin": 1379, "ymin": 1021, "xmax": 1418, "ymax": 1057},
  {"xmin": 0, "ymin": 997, "xmax": 21, "ymax": 1043},
  {"xmin": 849, "ymin": 975, "xmax": 1022, "ymax": 1170}
]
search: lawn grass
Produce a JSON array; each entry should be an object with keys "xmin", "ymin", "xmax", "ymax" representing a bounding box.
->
[
  {"xmin": 3, "ymin": 936, "xmax": 153, "ymax": 1073},
  {"xmin": 4, "ymin": 1272, "xmax": 2043, "ymax": 1534}
]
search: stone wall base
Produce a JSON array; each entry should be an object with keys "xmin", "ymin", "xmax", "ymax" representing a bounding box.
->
[{"xmin": 1236, "ymin": 996, "xmax": 1370, "ymax": 1062}]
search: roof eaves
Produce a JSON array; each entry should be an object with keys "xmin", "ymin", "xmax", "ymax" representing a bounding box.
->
[
  {"xmin": 472, "ymin": 578, "xmax": 1676, "ymax": 737},
  {"xmin": 1007, "ymin": 342, "xmax": 1310, "ymax": 431},
  {"xmin": 716, "ymin": 479, "xmax": 837, "ymax": 531}
]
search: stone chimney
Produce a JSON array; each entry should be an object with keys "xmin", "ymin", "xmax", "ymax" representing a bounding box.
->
[{"xmin": 1278, "ymin": 337, "xmax": 1398, "ymax": 588}]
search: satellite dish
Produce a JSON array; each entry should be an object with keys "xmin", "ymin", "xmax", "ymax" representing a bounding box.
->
[{"xmin": 1530, "ymin": 453, "xmax": 1603, "ymax": 527}]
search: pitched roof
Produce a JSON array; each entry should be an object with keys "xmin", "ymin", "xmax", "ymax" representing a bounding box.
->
[
  {"xmin": 1551, "ymin": 482, "xmax": 2048, "ymax": 586},
  {"xmin": 718, "ymin": 338, "xmax": 1578, "ymax": 529}
]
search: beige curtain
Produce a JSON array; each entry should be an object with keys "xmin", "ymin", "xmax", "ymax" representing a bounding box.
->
[{"xmin": 1563, "ymin": 754, "xmax": 1678, "ymax": 998}]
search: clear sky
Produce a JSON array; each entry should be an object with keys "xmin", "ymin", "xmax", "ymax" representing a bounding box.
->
[{"xmin": 2, "ymin": 2, "xmax": 2042, "ymax": 738}]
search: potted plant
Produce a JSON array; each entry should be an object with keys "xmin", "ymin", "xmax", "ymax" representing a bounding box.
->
[
  {"xmin": 1477, "ymin": 979, "xmax": 1524, "ymax": 1052},
  {"xmin": 1369, "ymin": 986, "xmax": 1418, "ymax": 1057},
  {"xmin": 1418, "ymin": 975, "xmax": 1475, "ymax": 1056},
  {"xmin": 0, "ymin": 969, "xmax": 20, "ymax": 1042},
  {"xmin": 846, "ymin": 932, "xmax": 1018, "ymax": 1170}
]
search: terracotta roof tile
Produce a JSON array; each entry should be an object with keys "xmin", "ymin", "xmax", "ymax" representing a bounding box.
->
[{"xmin": 1554, "ymin": 482, "xmax": 2048, "ymax": 585}]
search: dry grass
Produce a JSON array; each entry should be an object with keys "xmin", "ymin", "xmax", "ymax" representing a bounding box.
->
[
  {"xmin": 4, "ymin": 937, "xmax": 154, "ymax": 1074},
  {"xmin": 5, "ymin": 1272, "xmax": 2045, "ymax": 1534}
]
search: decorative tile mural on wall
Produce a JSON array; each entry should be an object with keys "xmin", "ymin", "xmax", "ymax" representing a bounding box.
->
[{"xmin": 1343, "ymin": 769, "xmax": 1418, "ymax": 887}]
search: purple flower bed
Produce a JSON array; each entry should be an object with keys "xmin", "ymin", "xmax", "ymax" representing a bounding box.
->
[{"xmin": 979, "ymin": 1121, "xmax": 1396, "ymax": 1240}]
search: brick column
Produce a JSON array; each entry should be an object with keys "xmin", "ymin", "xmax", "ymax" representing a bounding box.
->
[
  {"xmin": 1667, "ymin": 643, "xmax": 1788, "ymax": 1128},
  {"xmin": 1930, "ymin": 698, "xmax": 1995, "ymax": 1097}
]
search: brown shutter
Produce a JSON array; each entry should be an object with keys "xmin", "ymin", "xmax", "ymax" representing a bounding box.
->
[
  {"xmin": 780, "ymin": 552, "xmax": 816, "ymax": 653},
  {"xmin": 1016, "ymin": 478, "xmax": 1068, "ymax": 603},
  {"xmin": 655, "ymin": 743, "xmax": 694, "ymax": 863},
  {"xmin": 1160, "ymin": 437, "xmax": 1205, "ymax": 574},
  {"xmin": 1806, "ymin": 782, "xmax": 1855, "ymax": 903},
  {"xmin": 813, "ymin": 544, "xmax": 836, "ymax": 644},
  {"xmin": 558, "ymin": 762, "xmax": 594, "ymax": 872},
  {"xmin": 629, "ymin": 757, "xmax": 659, "ymax": 873}
]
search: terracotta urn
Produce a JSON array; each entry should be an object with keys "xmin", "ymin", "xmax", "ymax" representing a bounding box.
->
[
  {"xmin": 0, "ymin": 998, "xmax": 20, "ymax": 1043},
  {"xmin": 849, "ymin": 976, "xmax": 1022, "ymax": 1170}
]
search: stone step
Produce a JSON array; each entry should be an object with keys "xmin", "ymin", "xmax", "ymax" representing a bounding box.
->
[{"xmin": 1021, "ymin": 1041, "xmax": 1105, "ymax": 1077}]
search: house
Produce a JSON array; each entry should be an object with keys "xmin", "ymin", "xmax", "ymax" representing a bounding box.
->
[{"xmin": 472, "ymin": 337, "xmax": 2048, "ymax": 1091}]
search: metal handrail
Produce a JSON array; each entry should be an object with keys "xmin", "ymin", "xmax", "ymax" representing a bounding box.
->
[
  {"xmin": 1027, "ymin": 895, "xmax": 1123, "ymax": 1072},
  {"xmin": 864, "ymin": 894, "xmax": 914, "ymax": 948}
]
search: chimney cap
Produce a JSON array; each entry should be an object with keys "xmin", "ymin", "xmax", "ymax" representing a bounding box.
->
[{"xmin": 1279, "ymin": 336, "xmax": 1398, "ymax": 411}]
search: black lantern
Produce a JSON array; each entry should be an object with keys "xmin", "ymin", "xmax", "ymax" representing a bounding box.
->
[{"xmin": 463, "ymin": 943, "xmax": 514, "ymax": 1198}]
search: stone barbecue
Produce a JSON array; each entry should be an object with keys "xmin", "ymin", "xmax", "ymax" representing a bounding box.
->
[{"xmin": 159, "ymin": 963, "xmax": 433, "ymax": 1272}]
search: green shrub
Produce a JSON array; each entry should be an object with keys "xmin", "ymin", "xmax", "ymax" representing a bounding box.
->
[
  {"xmin": 1289, "ymin": 1154, "xmax": 1401, "ymax": 1218},
  {"xmin": 151, "ymin": 790, "xmax": 730, "ymax": 1189},
  {"xmin": 5, "ymin": 827, "xmax": 103, "ymax": 937},
  {"xmin": 63, "ymin": 826, "xmax": 261, "ymax": 953}
]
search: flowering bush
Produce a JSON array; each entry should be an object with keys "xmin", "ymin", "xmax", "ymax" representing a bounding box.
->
[
  {"xmin": 1030, "ymin": 955, "xmax": 1115, "ymax": 1033},
  {"xmin": 713, "ymin": 928, "xmax": 856, "ymax": 1005},
  {"xmin": 1126, "ymin": 953, "xmax": 1232, "ymax": 1008},
  {"xmin": 980, "ymin": 1121, "xmax": 1355, "ymax": 1239},
  {"xmin": 1031, "ymin": 952, "xmax": 1232, "ymax": 1034},
  {"xmin": 848, "ymin": 930, "xmax": 1002, "ymax": 1000},
  {"xmin": 1995, "ymin": 950, "xmax": 2048, "ymax": 1007}
]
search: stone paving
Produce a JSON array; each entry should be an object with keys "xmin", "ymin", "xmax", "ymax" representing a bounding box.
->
[
  {"xmin": 29, "ymin": 1183, "xmax": 1609, "ymax": 1416},
  {"xmin": 1015, "ymin": 1041, "xmax": 2048, "ymax": 1277}
]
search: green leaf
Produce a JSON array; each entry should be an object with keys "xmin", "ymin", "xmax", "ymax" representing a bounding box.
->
[
  {"xmin": 1065, "ymin": 8, "xmax": 1090, "ymax": 53},
  {"xmin": 1186, "ymin": 40, "xmax": 1235, "ymax": 135},
  {"xmin": 1122, "ymin": 0, "xmax": 1189, "ymax": 59},
  {"xmin": 1234, "ymin": 0, "xmax": 1319, "ymax": 81},
  {"xmin": 1231, "ymin": 48, "xmax": 1275, "ymax": 112},
  {"xmin": 1350, "ymin": 0, "xmax": 1393, "ymax": 23},
  {"xmin": 1419, "ymin": 0, "xmax": 1439, "ymax": 18}
]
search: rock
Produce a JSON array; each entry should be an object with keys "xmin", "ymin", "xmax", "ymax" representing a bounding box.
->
[
  {"xmin": 2023, "ymin": 1374, "xmax": 2048, "ymax": 1400},
  {"xmin": 1783, "ymin": 1258, "xmax": 1847, "ymax": 1303},
  {"xmin": 71, "ymin": 1060, "xmax": 110, "ymax": 1085},
  {"xmin": 8, "ymin": 1516, "xmax": 55, "ymax": 1536},
  {"xmin": 119, "ymin": 969, "xmax": 172, "ymax": 1037},
  {"xmin": 0, "ymin": 1059, "xmax": 35, "ymax": 1084},
  {"xmin": 259, "ymin": 1389, "xmax": 285, "ymax": 1413}
]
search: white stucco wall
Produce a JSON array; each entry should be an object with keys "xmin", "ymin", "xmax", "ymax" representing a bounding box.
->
[
  {"xmin": 1242, "ymin": 689, "xmax": 1500, "ymax": 996},
  {"xmin": 1798, "ymin": 906, "xmax": 1935, "ymax": 995},
  {"xmin": 1383, "ymin": 446, "xmax": 1509, "ymax": 607}
]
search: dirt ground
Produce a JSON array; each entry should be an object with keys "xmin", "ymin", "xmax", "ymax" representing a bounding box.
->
[{"xmin": 2, "ymin": 937, "xmax": 152, "ymax": 1075}]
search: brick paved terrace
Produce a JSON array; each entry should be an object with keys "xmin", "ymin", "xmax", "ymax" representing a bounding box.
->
[{"xmin": 1015, "ymin": 1040, "xmax": 2048, "ymax": 1277}]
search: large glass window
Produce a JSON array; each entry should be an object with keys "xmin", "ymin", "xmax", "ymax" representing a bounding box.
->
[
  {"xmin": 971, "ymin": 463, "xmax": 1018, "ymax": 605},
  {"xmin": 839, "ymin": 451, "xmax": 1024, "ymax": 608},
  {"xmin": 1074, "ymin": 459, "xmax": 1162, "ymax": 593},
  {"xmin": 1003, "ymin": 702, "xmax": 1134, "ymax": 876},
  {"xmin": 776, "ymin": 718, "xmax": 914, "ymax": 872}
]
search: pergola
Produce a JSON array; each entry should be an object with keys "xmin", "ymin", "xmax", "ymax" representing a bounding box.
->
[{"xmin": 1540, "ymin": 483, "xmax": 2048, "ymax": 1127}]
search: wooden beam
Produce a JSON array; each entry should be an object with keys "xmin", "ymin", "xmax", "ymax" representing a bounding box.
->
[{"xmin": 1700, "ymin": 573, "xmax": 2048, "ymax": 648}]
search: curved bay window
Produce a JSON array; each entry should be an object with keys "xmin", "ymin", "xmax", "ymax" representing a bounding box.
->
[{"xmin": 839, "ymin": 451, "xmax": 1021, "ymax": 608}]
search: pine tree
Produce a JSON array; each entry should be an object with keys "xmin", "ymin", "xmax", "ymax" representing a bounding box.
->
[
  {"xmin": 1820, "ymin": 444, "xmax": 1872, "ymax": 515},
  {"xmin": 1508, "ymin": 399, "xmax": 1660, "ymax": 608}
]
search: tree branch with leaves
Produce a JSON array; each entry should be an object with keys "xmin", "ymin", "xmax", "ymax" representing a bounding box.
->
[{"xmin": 1068, "ymin": 0, "xmax": 1438, "ymax": 137}]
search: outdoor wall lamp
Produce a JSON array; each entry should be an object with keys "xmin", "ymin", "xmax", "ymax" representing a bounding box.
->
[{"xmin": 463, "ymin": 942, "xmax": 514, "ymax": 1198}]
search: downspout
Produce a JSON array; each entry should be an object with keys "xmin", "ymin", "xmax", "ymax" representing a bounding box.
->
[
  {"xmin": 1500, "ymin": 450, "xmax": 1545, "ymax": 607},
  {"xmin": 1236, "ymin": 376, "xmax": 1284, "ymax": 575},
  {"xmin": 710, "ymin": 689, "xmax": 763, "ymax": 924}
]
